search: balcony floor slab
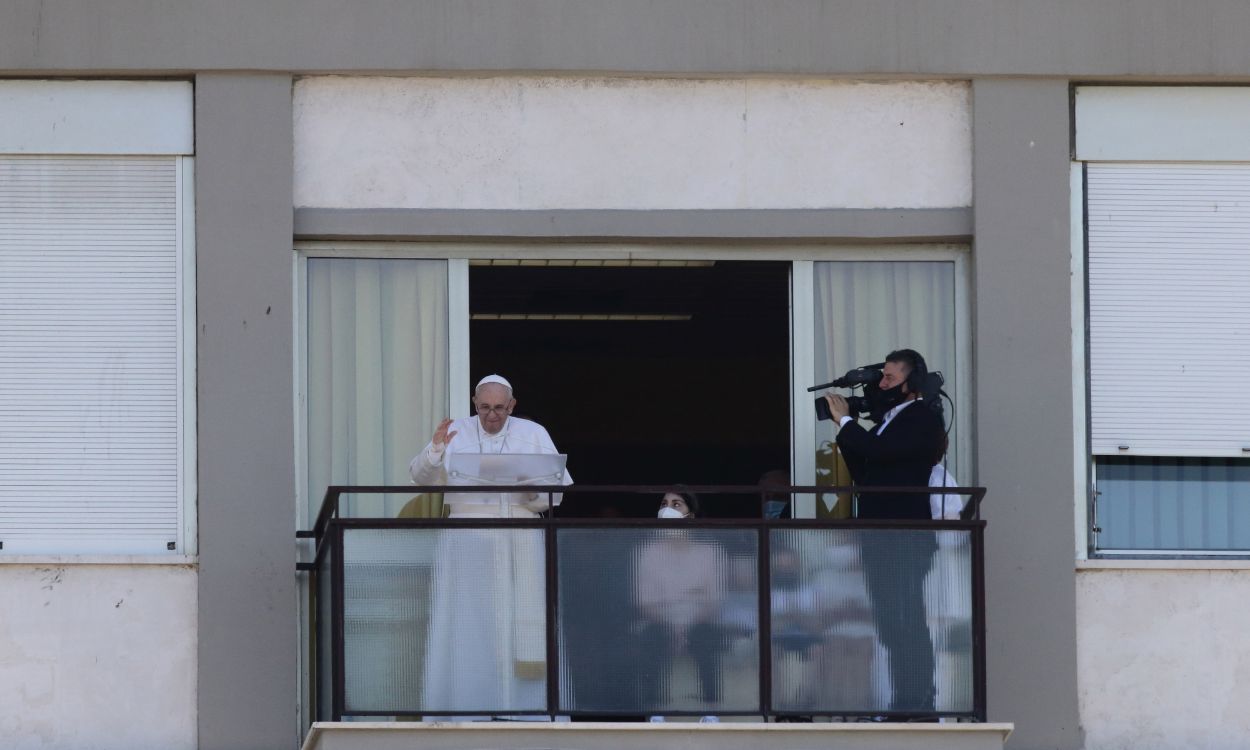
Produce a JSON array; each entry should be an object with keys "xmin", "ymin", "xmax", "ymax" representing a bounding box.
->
[{"xmin": 303, "ymin": 720, "xmax": 1014, "ymax": 750}]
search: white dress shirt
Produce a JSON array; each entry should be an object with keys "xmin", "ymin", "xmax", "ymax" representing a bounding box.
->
[{"xmin": 836, "ymin": 398, "xmax": 918, "ymax": 435}]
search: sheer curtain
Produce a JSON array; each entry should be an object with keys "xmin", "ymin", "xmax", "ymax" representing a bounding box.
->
[
  {"xmin": 812, "ymin": 261, "xmax": 959, "ymax": 514},
  {"xmin": 305, "ymin": 258, "xmax": 449, "ymax": 520}
]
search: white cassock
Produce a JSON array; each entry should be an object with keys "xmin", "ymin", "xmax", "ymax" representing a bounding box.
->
[
  {"xmin": 409, "ymin": 415, "xmax": 572, "ymax": 717},
  {"xmin": 925, "ymin": 464, "xmax": 973, "ymax": 712},
  {"xmin": 928, "ymin": 464, "xmax": 964, "ymax": 521}
]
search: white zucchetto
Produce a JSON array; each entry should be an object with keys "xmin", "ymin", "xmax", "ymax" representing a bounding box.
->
[{"xmin": 476, "ymin": 374, "xmax": 513, "ymax": 392}]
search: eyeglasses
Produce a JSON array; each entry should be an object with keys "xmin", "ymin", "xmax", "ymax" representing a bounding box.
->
[{"xmin": 475, "ymin": 404, "xmax": 510, "ymax": 416}]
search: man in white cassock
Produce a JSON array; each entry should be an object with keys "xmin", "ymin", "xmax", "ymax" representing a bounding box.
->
[
  {"xmin": 410, "ymin": 374, "xmax": 572, "ymax": 516},
  {"xmin": 410, "ymin": 374, "xmax": 572, "ymax": 718}
]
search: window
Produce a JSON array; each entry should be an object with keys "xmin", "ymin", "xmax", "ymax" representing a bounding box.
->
[
  {"xmin": 300, "ymin": 257, "xmax": 451, "ymax": 522},
  {"xmin": 1094, "ymin": 457, "xmax": 1250, "ymax": 552},
  {"xmin": 0, "ymin": 81, "xmax": 194, "ymax": 554},
  {"xmin": 1085, "ymin": 162, "xmax": 1250, "ymax": 553},
  {"xmin": 804, "ymin": 255, "xmax": 969, "ymax": 518},
  {"xmin": 297, "ymin": 248, "xmax": 970, "ymax": 522},
  {"xmin": 1078, "ymin": 86, "xmax": 1250, "ymax": 554}
]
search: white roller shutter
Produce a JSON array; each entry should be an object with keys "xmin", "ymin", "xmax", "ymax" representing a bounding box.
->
[
  {"xmin": 0, "ymin": 156, "xmax": 188, "ymax": 553},
  {"xmin": 1087, "ymin": 163, "xmax": 1250, "ymax": 457}
]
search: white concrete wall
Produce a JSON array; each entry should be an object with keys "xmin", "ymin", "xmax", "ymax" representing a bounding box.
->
[
  {"xmin": 1076, "ymin": 568, "xmax": 1250, "ymax": 750},
  {"xmin": 293, "ymin": 77, "xmax": 971, "ymax": 210},
  {"xmin": 0, "ymin": 564, "xmax": 196, "ymax": 750}
]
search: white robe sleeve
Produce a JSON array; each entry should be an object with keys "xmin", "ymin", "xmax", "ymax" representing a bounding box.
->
[{"xmin": 409, "ymin": 441, "xmax": 447, "ymax": 485}]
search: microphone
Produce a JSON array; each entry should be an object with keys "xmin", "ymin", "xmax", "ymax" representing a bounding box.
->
[{"xmin": 806, "ymin": 363, "xmax": 884, "ymax": 392}]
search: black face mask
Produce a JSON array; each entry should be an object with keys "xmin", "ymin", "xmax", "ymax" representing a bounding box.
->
[{"xmin": 867, "ymin": 382, "xmax": 908, "ymax": 421}]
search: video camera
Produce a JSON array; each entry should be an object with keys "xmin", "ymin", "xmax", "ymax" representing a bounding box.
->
[{"xmin": 808, "ymin": 361, "xmax": 946, "ymax": 423}]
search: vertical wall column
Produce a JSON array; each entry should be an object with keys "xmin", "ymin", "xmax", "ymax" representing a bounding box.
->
[
  {"xmin": 972, "ymin": 79, "xmax": 1083, "ymax": 750},
  {"xmin": 196, "ymin": 74, "xmax": 297, "ymax": 750}
]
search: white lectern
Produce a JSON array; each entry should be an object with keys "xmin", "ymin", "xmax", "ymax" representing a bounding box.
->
[{"xmin": 444, "ymin": 453, "xmax": 569, "ymax": 516}]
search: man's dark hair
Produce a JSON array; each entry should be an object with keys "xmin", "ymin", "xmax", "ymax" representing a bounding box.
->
[
  {"xmin": 886, "ymin": 348, "xmax": 947, "ymax": 424},
  {"xmin": 886, "ymin": 348, "xmax": 928, "ymax": 393},
  {"xmin": 885, "ymin": 348, "xmax": 925, "ymax": 375}
]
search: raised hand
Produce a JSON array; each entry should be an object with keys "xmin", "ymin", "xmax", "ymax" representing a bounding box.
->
[{"xmin": 432, "ymin": 417, "xmax": 458, "ymax": 448}]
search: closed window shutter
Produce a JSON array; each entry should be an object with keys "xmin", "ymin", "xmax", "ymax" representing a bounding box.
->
[
  {"xmin": 0, "ymin": 156, "xmax": 183, "ymax": 553},
  {"xmin": 1087, "ymin": 163, "xmax": 1250, "ymax": 457}
]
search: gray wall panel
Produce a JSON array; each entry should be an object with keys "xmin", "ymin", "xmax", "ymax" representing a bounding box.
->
[
  {"xmin": 972, "ymin": 79, "xmax": 1081, "ymax": 749},
  {"xmin": 4, "ymin": 0, "xmax": 1250, "ymax": 76},
  {"xmin": 195, "ymin": 74, "xmax": 297, "ymax": 750},
  {"xmin": 294, "ymin": 208, "xmax": 973, "ymax": 241}
]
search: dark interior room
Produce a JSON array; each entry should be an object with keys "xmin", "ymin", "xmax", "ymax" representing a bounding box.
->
[{"xmin": 470, "ymin": 260, "xmax": 791, "ymax": 518}]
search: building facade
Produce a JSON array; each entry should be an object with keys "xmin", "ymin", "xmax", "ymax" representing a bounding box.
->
[{"xmin": 2, "ymin": 3, "xmax": 1249, "ymax": 749}]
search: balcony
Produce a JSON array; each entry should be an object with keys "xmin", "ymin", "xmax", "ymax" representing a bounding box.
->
[{"xmin": 296, "ymin": 485, "xmax": 1012, "ymax": 750}]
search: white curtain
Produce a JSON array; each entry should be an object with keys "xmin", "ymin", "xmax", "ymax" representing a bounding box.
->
[
  {"xmin": 306, "ymin": 258, "xmax": 449, "ymax": 519},
  {"xmin": 813, "ymin": 261, "xmax": 959, "ymax": 485}
]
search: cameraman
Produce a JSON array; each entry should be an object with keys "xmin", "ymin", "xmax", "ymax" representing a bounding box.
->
[{"xmin": 823, "ymin": 348, "xmax": 943, "ymax": 716}]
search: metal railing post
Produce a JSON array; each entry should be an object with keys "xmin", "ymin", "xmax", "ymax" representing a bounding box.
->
[
  {"xmin": 757, "ymin": 521, "xmax": 773, "ymax": 720},
  {"xmin": 544, "ymin": 493, "xmax": 560, "ymax": 719},
  {"xmin": 331, "ymin": 523, "xmax": 346, "ymax": 722}
]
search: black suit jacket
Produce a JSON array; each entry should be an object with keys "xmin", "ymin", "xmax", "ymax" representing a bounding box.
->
[{"xmin": 835, "ymin": 400, "xmax": 944, "ymax": 520}]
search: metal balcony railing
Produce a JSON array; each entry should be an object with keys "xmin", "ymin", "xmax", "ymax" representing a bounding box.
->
[{"xmin": 296, "ymin": 484, "xmax": 986, "ymax": 723}]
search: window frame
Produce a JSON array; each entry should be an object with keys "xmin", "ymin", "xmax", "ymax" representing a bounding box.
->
[
  {"xmin": 0, "ymin": 155, "xmax": 197, "ymax": 559},
  {"xmin": 292, "ymin": 251, "xmax": 468, "ymax": 533},
  {"xmin": 292, "ymin": 240, "xmax": 973, "ymax": 730},
  {"xmin": 792, "ymin": 250, "xmax": 973, "ymax": 518},
  {"xmin": 1075, "ymin": 157, "xmax": 1250, "ymax": 560},
  {"xmin": 0, "ymin": 80, "xmax": 195, "ymax": 560},
  {"xmin": 294, "ymin": 241, "xmax": 972, "ymax": 524}
]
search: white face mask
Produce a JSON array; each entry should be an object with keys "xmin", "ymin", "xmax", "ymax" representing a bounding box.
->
[{"xmin": 657, "ymin": 506, "xmax": 687, "ymax": 520}]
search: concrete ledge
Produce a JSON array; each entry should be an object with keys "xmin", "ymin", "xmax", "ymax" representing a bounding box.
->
[
  {"xmin": 294, "ymin": 208, "xmax": 973, "ymax": 242},
  {"xmin": 302, "ymin": 721, "xmax": 1014, "ymax": 750},
  {"xmin": 0, "ymin": 555, "xmax": 197, "ymax": 566},
  {"xmin": 1078, "ymin": 558, "xmax": 1250, "ymax": 570}
]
